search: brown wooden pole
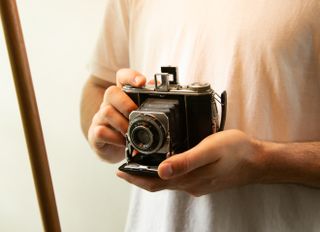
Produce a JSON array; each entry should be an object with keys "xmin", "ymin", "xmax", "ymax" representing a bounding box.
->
[{"xmin": 0, "ymin": 1, "xmax": 61, "ymax": 231}]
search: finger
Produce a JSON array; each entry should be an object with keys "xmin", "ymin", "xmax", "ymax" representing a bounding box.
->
[
  {"xmin": 146, "ymin": 79, "xmax": 160, "ymax": 85},
  {"xmin": 93, "ymin": 125, "xmax": 126, "ymax": 146},
  {"xmin": 147, "ymin": 79, "xmax": 155, "ymax": 85},
  {"xmin": 102, "ymin": 86, "xmax": 138, "ymax": 118},
  {"xmin": 116, "ymin": 171, "xmax": 168, "ymax": 192},
  {"xmin": 158, "ymin": 136, "xmax": 218, "ymax": 179},
  {"xmin": 116, "ymin": 69, "xmax": 146, "ymax": 88},
  {"xmin": 95, "ymin": 105, "xmax": 129, "ymax": 135}
]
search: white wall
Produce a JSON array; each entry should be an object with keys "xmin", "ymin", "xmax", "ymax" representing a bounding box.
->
[{"xmin": 0, "ymin": 1, "xmax": 130, "ymax": 231}]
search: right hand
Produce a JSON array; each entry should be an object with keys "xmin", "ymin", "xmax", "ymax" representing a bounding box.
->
[{"xmin": 88, "ymin": 69, "xmax": 146, "ymax": 163}]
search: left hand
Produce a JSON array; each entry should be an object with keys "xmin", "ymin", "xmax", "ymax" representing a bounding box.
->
[{"xmin": 117, "ymin": 129, "xmax": 265, "ymax": 196}]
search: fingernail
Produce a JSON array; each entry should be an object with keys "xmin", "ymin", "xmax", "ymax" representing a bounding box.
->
[{"xmin": 160, "ymin": 163, "xmax": 173, "ymax": 179}]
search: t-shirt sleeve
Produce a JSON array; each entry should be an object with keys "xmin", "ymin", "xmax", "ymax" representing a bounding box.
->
[{"xmin": 88, "ymin": 0, "xmax": 129, "ymax": 83}]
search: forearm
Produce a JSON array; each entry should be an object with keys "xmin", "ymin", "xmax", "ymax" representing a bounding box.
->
[
  {"xmin": 258, "ymin": 140, "xmax": 320, "ymax": 188},
  {"xmin": 80, "ymin": 76, "xmax": 113, "ymax": 138}
]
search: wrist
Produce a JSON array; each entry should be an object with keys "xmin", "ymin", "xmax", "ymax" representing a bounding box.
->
[
  {"xmin": 249, "ymin": 138, "xmax": 295, "ymax": 185},
  {"xmin": 253, "ymin": 140, "xmax": 319, "ymax": 186},
  {"xmin": 249, "ymin": 138, "xmax": 271, "ymax": 184},
  {"xmin": 252, "ymin": 140, "xmax": 281, "ymax": 184}
]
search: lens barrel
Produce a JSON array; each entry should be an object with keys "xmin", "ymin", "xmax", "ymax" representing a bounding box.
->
[{"xmin": 128, "ymin": 114, "xmax": 166, "ymax": 154}]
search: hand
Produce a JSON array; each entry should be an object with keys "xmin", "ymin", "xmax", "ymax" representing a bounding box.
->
[
  {"xmin": 117, "ymin": 130, "xmax": 264, "ymax": 196},
  {"xmin": 88, "ymin": 69, "xmax": 146, "ymax": 163}
]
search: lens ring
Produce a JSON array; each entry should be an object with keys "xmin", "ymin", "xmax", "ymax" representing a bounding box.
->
[
  {"xmin": 128, "ymin": 114, "xmax": 165, "ymax": 154},
  {"xmin": 130, "ymin": 125, "xmax": 154, "ymax": 150}
]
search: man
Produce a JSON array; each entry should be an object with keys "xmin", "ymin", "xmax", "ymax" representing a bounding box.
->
[{"xmin": 81, "ymin": 0, "xmax": 320, "ymax": 231}]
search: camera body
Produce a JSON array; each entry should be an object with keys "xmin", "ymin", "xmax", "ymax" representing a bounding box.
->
[{"xmin": 119, "ymin": 67, "xmax": 227, "ymax": 176}]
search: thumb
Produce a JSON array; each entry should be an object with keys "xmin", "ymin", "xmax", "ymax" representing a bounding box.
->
[
  {"xmin": 158, "ymin": 153, "xmax": 202, "ymax": 180},
  {"xmin": 158, "ymin": 144, "xmax": 213, "ymax": 180},
  {"xmin": 116, "ymin": 68, "xmax": 146, "ymax": 88},
  {"xmin": 158, "ymin": 152, "xmax": 196, "ymax": 180}
]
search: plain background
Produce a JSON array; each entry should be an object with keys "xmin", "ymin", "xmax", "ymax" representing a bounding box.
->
[{"xmin": 0, "ymin": 0, "xmax": 131, "ymax": 231}]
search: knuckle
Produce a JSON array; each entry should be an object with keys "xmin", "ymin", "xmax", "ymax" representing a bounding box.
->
[
  {"xmin": 119, "ymin": 98, "xmax": 137, "ymax": 117},
  {"xmin": 88, "ymin": 129, "xmax": 108, "ymax": 151},
  {"xmin": 176, "ymin": 155, "xmax": 191, "ymax": 174},
  {"xmin": 93, "ymin": 126, "xmax": 107, "ymax": 140},
  {"xmin": 91, "ymin": 112, "xmax": 100, "ymax": 124},
  {"xmin": 105, "ymin": 85, "xmax": 119, "ymax": 99},
  {"xmin": 100, "ymin": 105, "xmax": 114, "ymax": 117},
  {"xmin": 187, "ymin": 190, "xmax": 202, "ymax": 197},
  {"xmin": 124, "ymin": 104, "xmax": 136, "ymax": 116},
  {"xmin": 183, "ymin": 155, "xmax": 191, "ymax": 171}
]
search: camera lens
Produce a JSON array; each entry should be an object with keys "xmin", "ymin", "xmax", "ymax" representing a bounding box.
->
[
  {"xmin": 128, "ymin": 114, "xmax": 166, "ymax": 154},
  {"xmin": 131, "ymin": 126, "xmax": 154, "ymax": 149}
]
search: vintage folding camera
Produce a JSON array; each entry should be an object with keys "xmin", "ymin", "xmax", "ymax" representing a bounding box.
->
[{"xmin": 119, "ymin": 67, "xmax": 227, "ymax": 176}]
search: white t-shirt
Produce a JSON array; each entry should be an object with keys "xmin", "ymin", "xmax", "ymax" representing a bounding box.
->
[{"xmin": 89, "ymin": 1, "xmax": 320, "ymax": 231}]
